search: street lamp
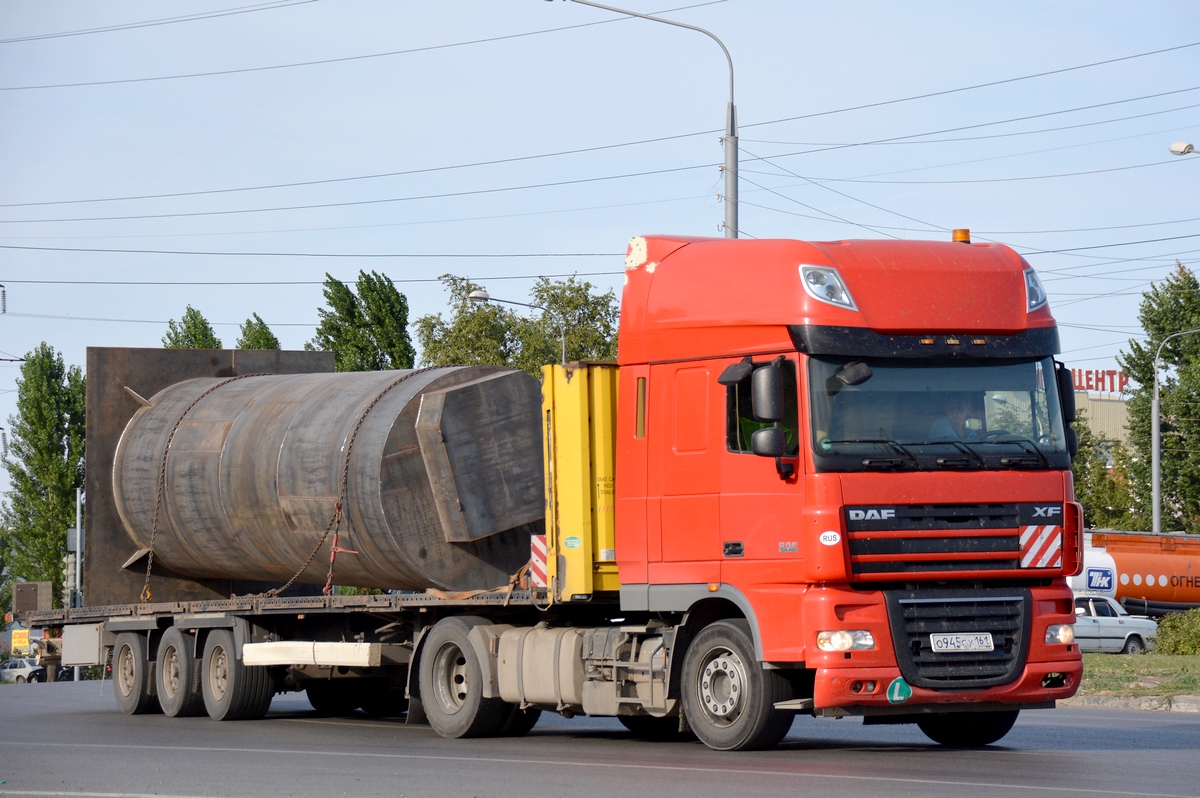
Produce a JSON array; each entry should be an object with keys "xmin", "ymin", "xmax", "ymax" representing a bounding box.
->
[
  {"xmin": 1169, "ymin": 141, "xmax": 1195, "ymax": 156},
  {"xmin": 551, "ymin": 0, "xmax": 738, "ymax": 238},
  {"xmin": 1152, "ymin": 328, "xmax": 1200, "ymax": 533},
  {"xmin": 468, "ymin": 289, "xmax": 567, "ymax": 367}
]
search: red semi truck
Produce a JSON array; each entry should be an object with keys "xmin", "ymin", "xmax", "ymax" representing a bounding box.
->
[{"xmin": 27, "ymin": 232, "xmax": 1083, "ymax": 751}]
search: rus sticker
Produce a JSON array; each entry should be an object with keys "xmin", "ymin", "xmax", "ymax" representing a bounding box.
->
[{"xmin": 820, "ymin": 531, "xmax": 841, "ymax": 546}]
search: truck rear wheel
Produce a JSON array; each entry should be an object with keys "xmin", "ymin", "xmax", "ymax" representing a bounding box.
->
[
  {"xmin": 418, "ymin": 616, "xmax": 506, "ymax": 738},
  {"xmin": 201, "ymin": 629, "xmax": 273, "ymax": 721},
  {"xmin": 156, "ymin": 627, "xmax": 205, "ymax": 717},
  {"xmin": 681, "ymin": 619, "xmax": 794, "ymax": 751},
  {"xmin": 917, "ymin": 710, "xmax": 1020, "ymax": 747},
  {"xmin": 114, "ymin": 632, "xmax": 159, "ymax": 715},
  {"xmin": 305, "ymin": 680, "xmax": 363, "ymax": 715},
  {"xmin": 498, "ymin": 704, "xmax": 542, "ymax": 737}
]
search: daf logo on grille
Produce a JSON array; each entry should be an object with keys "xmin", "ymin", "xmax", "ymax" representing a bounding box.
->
[
  {"xmin": 1032, "ymin": 506, "xmax": 1062, "ymax": 518},
  {"xmin": 848, "ymin": 508, "xmax": 896, "ymax": 521}
]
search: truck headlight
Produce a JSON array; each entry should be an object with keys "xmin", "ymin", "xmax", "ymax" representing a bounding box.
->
[
  {"xmin": 817, "ymin": 630, "xmax": 876, "ymax": 652},
  {"xmin": 1045, "ymin": 624, "xmax": 1075, "ymax": 645}
]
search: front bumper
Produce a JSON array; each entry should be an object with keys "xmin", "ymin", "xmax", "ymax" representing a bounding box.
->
[{"xmin": 812, "ymin": 656, "xmax": 1082, "ymax": 714}]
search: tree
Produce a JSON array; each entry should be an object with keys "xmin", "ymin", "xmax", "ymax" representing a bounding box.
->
[
  {"xmin": 163, "ymin": 305, "xmax": 222, "ymax": 349},
  {"xmin": 236, "ymin": 313, "xmax": 281, "ymax": 350},
  {"xmin": 307, "ymin": 271, "xmax": 415, "ymax": 371},
  {"xmin": 0, "ymin": 344, "xmax": 86, "ymax": 610},
  {"xmin": 1071, "ymin": 409, "xmax": 1139, "ymax": 529},
  {"xmin": 1116, "ymin": 262, "xmax": 1200, "ymax": 532},
  {"xmin": 415, "ymin": 275, "xmax": 619, "ymax": 377}
]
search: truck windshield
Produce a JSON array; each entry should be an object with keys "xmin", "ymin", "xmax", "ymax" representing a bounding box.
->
[{"xmin": 808, "ymin": 356, "xmax": 1071, "ymax": 472}]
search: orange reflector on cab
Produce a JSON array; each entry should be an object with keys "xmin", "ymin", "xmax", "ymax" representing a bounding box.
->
[
  {"xmin": 707, "ymin": 583, "xmax": 721, "ymax": 593},
  {"xmin": 952, "ymin": 228, "xmax": 971, "ymax": 243}
]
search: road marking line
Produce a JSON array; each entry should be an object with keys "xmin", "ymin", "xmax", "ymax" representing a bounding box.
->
[{"xmin": 0, "ymin": 742, "xmax": 1190, "ymax": 798}]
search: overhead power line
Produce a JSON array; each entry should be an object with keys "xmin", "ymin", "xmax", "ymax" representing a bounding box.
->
[
  {"xmin": 0, "ymin": 271, "xmax": 625, "ymax": 286},
  {"xmin": 0, "ymin": 1, "xmax": 725, "ymax": 91},
  {"xmin": 0, "ymin": 244, "xmax": 622, "ymax": 258},
  {"xmin": 0, "ymin": 1, "xmax": 315, "ymax": 44}
]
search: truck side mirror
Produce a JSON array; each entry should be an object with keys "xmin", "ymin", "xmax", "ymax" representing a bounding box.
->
[
  {"xmin": 1065, "ymin": 427, "xmax": 1078, "ymax": 459},
  {"xmin": 751, "ymin": 363, "xmax": 784, "ymax": 422},
  {"xmin": 1055, "ymin": 361, "xmax": 1076, "ymax": 423},
  {"xmin": 751, "ymin": 427, "xmax": 786, "ymax": 457}
]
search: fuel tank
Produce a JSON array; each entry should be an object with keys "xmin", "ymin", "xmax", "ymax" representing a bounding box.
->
[
  {"xmin": 112, "ymin": 366, "xmax": 544, "ymax": 592},
  {"xmin": 1070, "ymin": 531, "xmax": 1200, "ymax": 615}
]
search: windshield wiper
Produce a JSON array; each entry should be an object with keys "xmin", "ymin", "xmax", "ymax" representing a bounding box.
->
[
  {"xmin": 827, "ymin": 438, "xmax": 920, "ymax": 469},
  {"xmin": 982, "ymin": 434, "xmax": 1051, "ymax": 467}
]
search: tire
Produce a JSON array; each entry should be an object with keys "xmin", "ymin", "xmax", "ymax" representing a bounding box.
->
[
  {"xmin": 156, "ymin": 627, "xmax": 205, "ymax": 717},
  {"xmin": 114, "ymin": 632, "xmax": 159, "ymax": 715},
  {"xmin": 15, "ymin": 676, "xmax": 25, "ymax": 684},
  {"xmin": 917, "ymin": 710, "xmax": 1020, "ymax": 747},
  {"xmin": 306, "ymin": 680, "xmax": 363, "ymax": 716},
  {"xmin": 680, "ymin": 619, "xmax": 795, "ymax": 751},
  {"xmin": 418, "ymin": 616, "xmax": 507, "ymax": 738},
  {"xmin": 201, "ymin": 629, "xmax": 273, "ymax": 721},
  {"xmin": 498, "ymin": 704, "xmax": 542, "ymax": 737},
  {"xmin": 1121, "ymin": 636, "xmax": 1145, "ymax": 655},
  {"xmin": 617, "ymin": 714, "xmax": 695, "ymax": 742},
  {"xmin": 30, "ymin": 670, "xmax": 45, "ymax": 683},
  {"xmin": 359, "ymin": 678, "xmax": 410, "ymax": 718}
]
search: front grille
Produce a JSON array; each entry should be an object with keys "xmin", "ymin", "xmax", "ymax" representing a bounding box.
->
[
  {"xmin": 884, "ymin": 588, "xmax": 1030, "ymax": 689},
  {"xmin": 845, "ymin": 503, "xmax": 1061, "ymax": 579}
]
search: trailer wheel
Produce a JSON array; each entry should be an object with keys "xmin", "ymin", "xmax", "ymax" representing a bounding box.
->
[
  {"xmin": 305, "ymin": 680, "xmax": 362, "ymax": 716},
  {"xmin": 156, "ymin": 627, "xmax": 205, "ymax": 717},
  {"xmin": 418, "ymin": 616, "xmax": 506, "ymax": 738},
  {"xmin": 617, "ymin": 714, "xmax": 695, "ymax": 742},
  {"xmin": 359, "ymin": 678, "xmax": 409, "ymax": 718},
  {"xmin": 917, "ymin": 710, "xmax": 1020, "ymax": 747},
  {"xmin": 114, "ymin": 632, "xmax": 159, "ymax": 715},
  {"xmin": 201, "ymin": 629, "xmax": 273, "ymax": 721},
  {"xmin": 681, "ymin": 619, "xmax": 794, "ymax": 751}
]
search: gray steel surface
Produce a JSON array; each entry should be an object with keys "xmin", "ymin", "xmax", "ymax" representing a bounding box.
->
[{"xmin": 112, "ymin": 365, "xmax": 542, "ymax": 592}]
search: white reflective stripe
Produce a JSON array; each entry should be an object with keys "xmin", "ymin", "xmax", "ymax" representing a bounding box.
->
[
  {"xmin": 1021, "ymin": 526, "xmax": 1054, "ymax": 568},
  {"xmin": 1035, "ymin": 528, "xmax": 1062, "ymax": 568},
  {"xmin": 1019, "ymin": 525, "xmax": 1038, "ymax": 546}
]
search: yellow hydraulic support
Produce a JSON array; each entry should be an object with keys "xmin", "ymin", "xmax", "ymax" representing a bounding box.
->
[{"xmin": 541, "ymin": 362, "xmax": 621, "ymax": 603}]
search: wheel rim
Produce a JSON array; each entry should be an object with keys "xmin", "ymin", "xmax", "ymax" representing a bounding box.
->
[
  {"xmin": 117, "ymin": 643, "xmax": 137, "ymax": 698},
  {"xmin": 431, "ymin": 642, "xmax": 470, "ymax": 715},
  {"xmin": 162, "ymin": 645, "xmax": 181, "ymax": 699},
  {"xmin": 208, "ymin": 644, "xmax": 229, "ymax": 702},
  {"xmin": 696, "ymin": 645, "xmax": 747, "ymax": 728}
]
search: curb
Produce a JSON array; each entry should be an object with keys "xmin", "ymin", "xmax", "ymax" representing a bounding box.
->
[{"xmin": 1060, "ymin": 694, "xmax": 1200, "ymax": 712}]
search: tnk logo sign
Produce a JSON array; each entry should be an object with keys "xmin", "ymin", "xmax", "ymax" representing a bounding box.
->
[{"xmin": 1087, "ymin": 568, "xmax": 1114, "ymax": 591}]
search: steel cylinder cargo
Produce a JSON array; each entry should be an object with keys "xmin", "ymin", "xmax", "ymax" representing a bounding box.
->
[{"xmin": 113, "ymin": 366, "xmax": 544, "ymax": 592}]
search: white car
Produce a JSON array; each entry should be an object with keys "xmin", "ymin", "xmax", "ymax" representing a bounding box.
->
[
  {"xmin": 1074, "ymin": 595, "xmax": 1157, "ymax": 654},
  {"xmin": 0, "ymin": 657, "xmax": 46, "ymax": 683}
]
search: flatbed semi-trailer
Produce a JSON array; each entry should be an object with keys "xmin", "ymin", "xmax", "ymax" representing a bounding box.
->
[{"xmin": 26, "ymin": 233, "xmax": 1084, "ymax": 751}]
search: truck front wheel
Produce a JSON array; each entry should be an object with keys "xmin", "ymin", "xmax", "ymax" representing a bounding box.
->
[
  {"xmin": 114, "ymin": 632, "xmax": 159, "ymax": 715},
  {"xmin": 681, "ymin": 619, "xmax": 795, "ymax": 751},
  {"xmin": 156, "ymin": 627, "xmax": 204, "ymax": 717},
  {"xmin": 917, "ymin": 710, "xmax": 1020, "ymax": 747},
  {"xmin": 418, "ymin": 616, "xmax": 506, "ymax": 738},
  {"xmin": 201, "ymin": 629, "xmax": 273, "ymax": 721}
]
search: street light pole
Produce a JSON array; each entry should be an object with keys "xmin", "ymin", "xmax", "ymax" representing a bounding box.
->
[
  {"xmin": 468, "ymin": 290, "xmax": 567, "ymax": 367},
  {"xmin": 1152, "ymin": 328, "xmax": 1200, "ymax": 533},
  {"xmin": 555, "ymin": 0, "xmax": 738, "ymax": 238}
]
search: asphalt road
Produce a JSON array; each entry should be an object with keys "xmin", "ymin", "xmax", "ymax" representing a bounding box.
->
[{"xmin": 1, "ymin": 682, "xmax": 1198, "ymax": 798}]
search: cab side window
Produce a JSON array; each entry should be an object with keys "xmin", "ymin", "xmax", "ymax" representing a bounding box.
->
[{"xmin": 725, "ymin": 359, "xmax": 800, "ymax": 455}]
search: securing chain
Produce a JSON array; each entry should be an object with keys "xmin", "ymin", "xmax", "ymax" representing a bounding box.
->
[
  {"xmin": 141, "ymin": 373, "xmax": 267, "ymax": 603},
  {"xmin": 242, "ymin": 367, "xmax": 440, "ymax": 600}
]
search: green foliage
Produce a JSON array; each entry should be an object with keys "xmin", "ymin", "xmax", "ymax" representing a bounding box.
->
[
  {"xmin": 1156, "ymin": 608, "xmax": 1200, "ymax": 655},
  {"xmin": 307, "ymin": 271, "xmax": 415, "ymax": 371},
  {"xmin": 235, "ymin": 313, "xmax": 281, "ymax": 350},
  {"xmin": 415, "ymin": 275, "xmax": 619, "ymax": 377},
  {"xmin": 0, "ymin": 344, "xmax": 86, "ymax": 611},
  {"xmin": 1071, "ymin": 409, "xmax": 1141, "ymax": 529},
  {"xmin": 1117, "ymin": 262, "xmax": 1200, "ymax": 532},
  {"xmin": 163, "ymin": 305, "xmax": 222, "ymax": 349}
]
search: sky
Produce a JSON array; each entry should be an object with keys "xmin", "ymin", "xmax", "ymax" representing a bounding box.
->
[{"xmin": 0, "ymin": 1, "xmax": 1198, "ymax": 495}]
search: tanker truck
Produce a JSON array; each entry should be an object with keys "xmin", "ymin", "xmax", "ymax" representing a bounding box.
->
[
  {"xmin": 1071, "ymin": 531, "xmax": 1200, "ymax": 616},
  {"xmin": 25, "ymin": 232, "xmax": 1084, "ymax": 751}
]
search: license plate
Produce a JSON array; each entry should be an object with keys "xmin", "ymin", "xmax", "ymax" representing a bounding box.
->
[{"xmin": 929, "ymin": 632, "xmax": 994, "ymax": 653}]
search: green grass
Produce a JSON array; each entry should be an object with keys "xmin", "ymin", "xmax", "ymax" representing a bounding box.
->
[{"xmin": 1079, "ymin": 653, "xmax": 1200, "ymax": 697}]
